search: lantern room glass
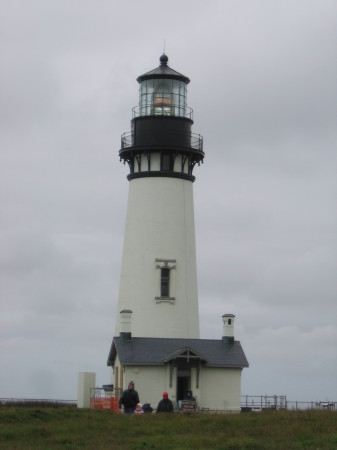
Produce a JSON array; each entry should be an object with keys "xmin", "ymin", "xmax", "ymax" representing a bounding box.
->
[{"xmin": 139, "ymin": 79, "xmax": 187, "ymax": 117}]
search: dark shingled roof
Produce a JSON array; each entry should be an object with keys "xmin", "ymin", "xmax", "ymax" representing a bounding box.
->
[
  {"xmin": 137, "ymin": 54, "xmax": 190, "ymax": 84},
  {"xmin": 107, "ymin": 337, "xmax": 249, "ymax": 369}
]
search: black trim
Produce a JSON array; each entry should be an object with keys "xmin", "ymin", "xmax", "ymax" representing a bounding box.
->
[
  {"xmin": 120, "ymin": 146, "xmax": 204, "ymax": 160},
  {"xmin": 127, "ymin": 171, "xmax": 195, "ymax": 182},
  {"xmin": 137, "ymin": 73, "xmax": 189, "ymax": 83}
]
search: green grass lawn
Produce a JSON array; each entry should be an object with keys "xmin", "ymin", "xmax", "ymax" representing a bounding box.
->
[{"xmin": 0, "ymin": 407, "xmax": 336, "ymax": 449}]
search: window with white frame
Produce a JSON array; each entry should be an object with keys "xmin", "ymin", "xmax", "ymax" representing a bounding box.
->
[{"xmin": 155, "ymin": 258, "xmax": 176, "ymax": 302}]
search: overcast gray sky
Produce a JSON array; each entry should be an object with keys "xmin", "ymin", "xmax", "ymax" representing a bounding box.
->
[{"xmin": 1, "ymin": 0, "xmax": 336, "ymax": 402}]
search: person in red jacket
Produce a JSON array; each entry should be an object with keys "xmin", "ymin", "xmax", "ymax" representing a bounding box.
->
[{"xmin": 156, "ymin": 392, "xmax": 174, "ymax": 413}]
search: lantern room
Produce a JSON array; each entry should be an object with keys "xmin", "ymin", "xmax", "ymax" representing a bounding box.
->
[
  {"xmin": 119, "ymin": 54, "xmax": 204, "ymax": 182},
  {"xmin": 137, "ymin": 54, "xmax": 189, "ymax": 117}
]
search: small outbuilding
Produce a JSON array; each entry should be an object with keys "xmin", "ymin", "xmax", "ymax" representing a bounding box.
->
[{"xmin": 107, "ymin": 313, "xmax": 248, "ymax": 412}]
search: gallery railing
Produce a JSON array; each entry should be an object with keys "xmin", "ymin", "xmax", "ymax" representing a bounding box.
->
[{"xmin": 121, "ymin": 132, "xmax": 203, "ymax": 153}]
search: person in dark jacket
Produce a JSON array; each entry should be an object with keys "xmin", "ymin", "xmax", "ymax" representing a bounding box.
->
[
  {"xmin": 142, "ymin": 402, "xmax": 153, "ymax": 414},
  {"xmin": 156, "ymin": 392, "xmax": 174, "ymax": 413},
  {"xmin": 119, "ymin": 381, "xmax": 140, "ymax": 414},
  {"xmin": 184, "ymin": 389, "xmax": 196, "ymax": 401}
]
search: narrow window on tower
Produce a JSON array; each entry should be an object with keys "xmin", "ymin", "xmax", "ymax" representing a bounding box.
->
[
  {"xmin": 161, "ymin": 153, "xmax": 171, "ymax": 171},
  {"xmin": 155, "ymin": 259, "xmax": 176, "ymax": 303},
  {"xmin": 160, "ymin": 268, "xmax": 170, "ymax": 297}
]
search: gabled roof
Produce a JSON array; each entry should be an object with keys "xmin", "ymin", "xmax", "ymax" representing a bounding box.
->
[
  {"xmin": 137, "ymin": 54, "xmax": 190, "ymax": 84},
  {"xmin": 107, "ymin": 337, "xmax": 249, "ymax": 369},
  {"xmin": 162, "ymin": 347, "xmax": 208, "ymax": 363}
]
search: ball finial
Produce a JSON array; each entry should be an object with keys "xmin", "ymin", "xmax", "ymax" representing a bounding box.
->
[{"xmin": 160, "ymin": 54, "xmax": 168, "ymax": 66}]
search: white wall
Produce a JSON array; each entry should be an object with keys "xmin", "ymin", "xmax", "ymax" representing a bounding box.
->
[
  {"xmin": 112, "ymin": 363, "xmax": 242, "ymax": 412},
  {"xmin": 124, "ymin": 365, "xmax": 170, "ymax": 409},
  {"xmin": 198, "ymin": 367, "xmax": 242, "ymax": 411},
  {"xmin": 115, "ymin": 176, "xmax": 200, "ymax": 339},
  {"xmin": 113, "ymin": 363, "xmax": 170, "ymax": 410}
]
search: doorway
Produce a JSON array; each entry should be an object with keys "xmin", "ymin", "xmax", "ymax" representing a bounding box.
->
[{"xmin": 177, "ymin": 376, "xmax": 190, "ymax": 401}]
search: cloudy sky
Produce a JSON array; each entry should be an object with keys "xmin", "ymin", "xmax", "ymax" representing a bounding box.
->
[{"xmin": 1, "ymin": 0, "xmax": 336, "ymax": 403}]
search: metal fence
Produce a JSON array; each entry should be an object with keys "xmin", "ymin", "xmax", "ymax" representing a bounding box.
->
[
  {"xmin": 90, "ymin": 387, "xmax": 121, "ymax": 412},
  {"xmin": 0, "ymin": 398, "xmax": 77, "ymax": 407},
  {"xmin": 1, "ymin": 396, "xmax": 335, "ymax": 412},
  {"xmin": 286, "ymin": 401, "xmax": 336, "ymax": 411},
  {"xmin": 241, "ymin": 395, "xmax": 287, "ymax": 411},
  {"xmin": 241, "ymin": 395, "xmax": 336, "ymax": 411}
]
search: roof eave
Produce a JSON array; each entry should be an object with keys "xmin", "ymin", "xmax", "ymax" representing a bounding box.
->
[
  {"xmin": 205, "ymin": 363, "xmax": 249, "ymax": 369},
  {"xmin": 137, "ymin": 73, "xmax": 190, "ymax": 84},
  {"xmin": 118, "ymin": 362, "xmax": 165, "ymax": 367}
]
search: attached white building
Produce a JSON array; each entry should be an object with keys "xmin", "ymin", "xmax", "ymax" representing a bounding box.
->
[
  {"xmin": 107, "ymin": 55, "xmax": 248, "ymax": 411},
  {"xmin": 108, "ymin": 312, "xmax": 248, "ymax": 411}
]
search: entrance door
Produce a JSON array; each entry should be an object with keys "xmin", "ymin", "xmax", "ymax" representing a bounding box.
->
[{"xmin": 177, "ymin": 376, "xmax": 190, "ymax": 401}]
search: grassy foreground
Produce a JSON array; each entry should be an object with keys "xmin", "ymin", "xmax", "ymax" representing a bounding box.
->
[{"xmin": 0, "ymin": 407, "xmax": 336, "ymax": 449}]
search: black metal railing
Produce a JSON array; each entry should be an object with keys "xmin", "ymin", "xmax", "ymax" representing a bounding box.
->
[
  {"xmin": 121, "ymin": 132, "xmax": 203, "ymax": 153},
  {"xmin": 132, "ymin": 104, "xmax": 193, "ymax": 120}
]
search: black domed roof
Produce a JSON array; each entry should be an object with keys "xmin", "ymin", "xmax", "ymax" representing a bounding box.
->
[{"xmin": 137, "ymin": 54, "xmax": 190, "ymax": 84}]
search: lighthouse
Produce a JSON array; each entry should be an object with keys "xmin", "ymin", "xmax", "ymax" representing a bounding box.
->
[
  {"xmin": 108, "ymin": 55, "xmax": 248, "ymax": 411},
  {"xmin": 114, "ymin": 54, "xmax": 204, "ymax": 339}
]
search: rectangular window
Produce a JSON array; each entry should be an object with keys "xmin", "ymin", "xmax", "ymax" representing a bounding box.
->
[
  {"xmin": 162, "ymin": 153, "xmax": 171, "ymax": 171},
  {"xmin": 155, "ymin": 258, "xmax": 176, "ymax": 302},
  {"xmin": 160, "ymin": 268, "xmax": 170, "ymax": 297},
  {"xmin": 115, "ymin": 366, "xmax": 119, "ymax": 389}
]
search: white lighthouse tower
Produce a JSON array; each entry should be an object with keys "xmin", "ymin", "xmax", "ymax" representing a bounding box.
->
[
  {"xmin": 108, "ymin": 55, "xmax": 248, "ymax": 410},
  {"xmin": 114, "ymin": 54, "xmax": 204, "ymax": 339}
]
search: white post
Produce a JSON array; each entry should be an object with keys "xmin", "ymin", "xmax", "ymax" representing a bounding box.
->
[{"xmin": 77, "ymin": 372, "xmax": 96, "ymax": 408}]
